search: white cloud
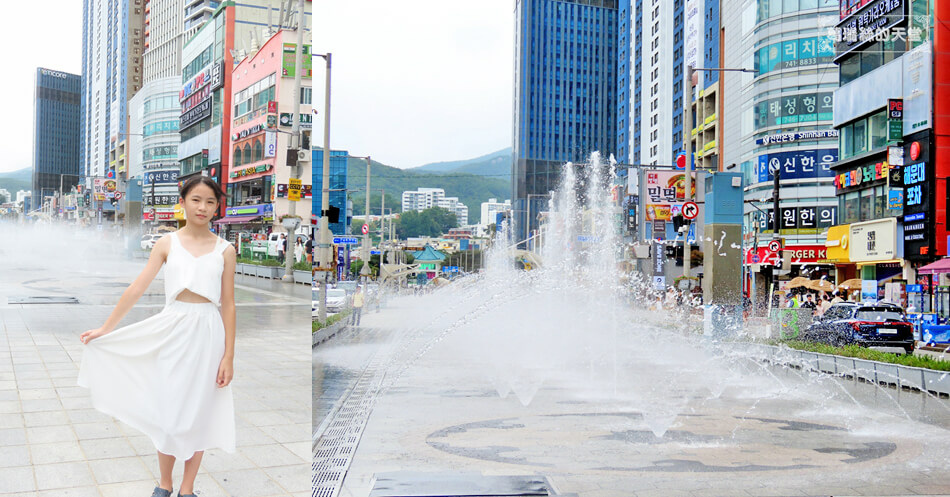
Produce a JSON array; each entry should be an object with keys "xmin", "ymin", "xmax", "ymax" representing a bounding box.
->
[
  {"xmin": 313, "ymin": 1, "xmax": 514, "ymax": 168},
  {"xmin": 0, "ymin": 1, "xmax": 82, "ymax": 173}
]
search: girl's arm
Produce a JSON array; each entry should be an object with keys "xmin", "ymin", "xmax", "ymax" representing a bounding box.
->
[
  {"xmin": 80, "ymin": 235, "xmax": 170, "ymax": 343},
  {"xmin": 216, "ymin": 245, "xmax": 237, "ymax": 388}
]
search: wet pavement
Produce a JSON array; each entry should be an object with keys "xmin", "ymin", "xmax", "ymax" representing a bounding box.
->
[
  {"xmin": 0, "ymin": 224, "xmax": 310, "ymax": 496},
  {"xmin": 314, "ymin": 294, "xmax": 950, "ymax": 497}
]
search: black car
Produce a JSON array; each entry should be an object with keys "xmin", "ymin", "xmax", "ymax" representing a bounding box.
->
[{"xmin": 802, "ymin": 302, "xmax": 915, "ymax": 354}]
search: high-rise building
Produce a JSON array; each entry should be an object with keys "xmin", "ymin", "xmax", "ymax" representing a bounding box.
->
[
  {"xmin": 80, "ymin": 0, "xmax": 146, "ymax": 220},
  {"xmin": 513, "ymin": 0, "xmax": 619, "ymax": 242},
  {"xmin": 720, "ymin": 0, "xmax": 841, "ymax": 300},
  {"xmin": 32, "ymin": 68, "xmax": 81, "ymax": 212},
  {"xmin": 144, "ymin": 0, "xmax": 185, "ymax": 81},
  {"xmin": 313, "ymin": 149, "xmax": 349, "ymax": 236},
  {"xmin": 480, "ymin": 198, "xmax": 512, "ymax": 226},
  {"xmin": 401, "ymin": 188, "xmax": 468, "ymax": 226},
  {"xmin": 184, "ymin": 0, "xmax": 312, "ymax": 52}
]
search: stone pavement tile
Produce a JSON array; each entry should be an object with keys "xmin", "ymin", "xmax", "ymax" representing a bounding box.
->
[
  {"xmin": 187, "ymin": 473, "xmax": 230, "ymax": 497},
  {"xmin": 0, "ymin": 389, "xmax": 21, "ymax": 401},
  {"xmin": 127, "ymin": 435, "xmax": 158, "ymax": 456},
  {"xmin": 26, "ymin": 424, "xmax": 77, "ymax": 444},
  {"xmin": 53, "ymin": 376, "xmax": 80, "ymax": 388},
  {"xmin": 199, "ymin": 449, "xmax": 258, "ymax": 473},
  {"xmin": 0, "ymin": 412, "xmax": 25, "ymax": 429},
  {"xmin": 18, "ymin": 389, "xmax": 58, "ymax": 401},
  {"xmin": 66, "ymin": 408, "xmax": 110, "ymax": 425},
  {"xmin": 690, "ymin": 488, "xmax": 756, "ymax": 497},
  {"xmin": 282, "ymin": 441, "xmax": 310, "ymax": 461},
  {"xmin": 211, "ymin": 467, "xmax": 286, "ymax": 496},
  {"xmin": 741, "ymin": 487, "xmax": 809, "ymax": 496},
  {"xmin": 20, "ymin": 399, "xmax": 63, "ymax": 413},
  {"xmin": 47, "ymin": 368, "xmax": 79, "ymax": 380},
  {"xmin": 72, "ymin": 420, "xmax": 120, "ymax": 440},
  {"xmin": 29, "ymin": 441, "xmax": 86, "ymax": 465},
  {"xmin": 37, "ymin": 486, "xmax": 100, "ymax": 497},
  {"xmin": 55, "ymin": 386, "xmax": 87, "ymax": 398},
  {"xmin": 259, "ymin": 423, "xmax": 308, "ymax": 444},
  {"xmin": 33, "ymin": 461, "xmax": 97, "ymax": 491},
  {"xmin": 0, "ymin": 444, "xmax": 31, "ymax": 468},
  {"xmin": 59, "ymin": 393, "xmax": 92, "ymax": 409},
  {"xmin": 97, "ymin": 479, "xmax": 159, "ymax": 497},
  {"xmin": 89, "ymin": 455, "xmax": 153, "ymax": 484},
  {"xmin": 242, "ymin": 444, "xmax": 304, "ymax": 468},
  {"xmin": 910, "ymin": 485, "xmax": 950, "ymax": 495},
  {"xmin": 0, "ymin": 380, "xmax": 17, "ymax": 390},
  {"xmin": 0, "ymin": 466, "xmax": 35, "ymax": 493},
  {"xmin": 13, "ymin": 370, "xmax": 49, "ymax": 380},
  {"xmin": 18, "ymin": 379, "xmax": 54, "ymax": 390},
  {"xmin": 261, "ymin": 464, "xmax": 310, "ymax": 493},
  {"xmin": 0, "ymin": 400, "xmax": 23, "ymax": 413},
  {"xmin": 23, "ymin": 409, "xmax": 69, "ymax": 427},
  {"xmin": 238, "ymin": 409, "xmax": 294, "ymax": 427},
  {"xmin": 236, "ymin": 425, "xmax": 278, "ymax": 447},
  {"xmin": 849, "ymin": 485, "xmax": 916, "ymax": 496},
  {"xmin": 0, "ymin": 426, "xmax": 28, "ymax": 445},
  {"xmin": 79, "ymin": 436, "xmax": 137, "ymax": 460},
  {"xmin": 632, "ymin": 489, "xmax": 695, "ymax": 497}
]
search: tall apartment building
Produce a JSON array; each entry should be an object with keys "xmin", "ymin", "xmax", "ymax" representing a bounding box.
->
[
  {"xmin": 617, "ymin": 0, "xmax": 721, "ymax": 169},
  {"xmin": 32, "ymin": 68, "xmax": 81, "ymax": 212},
  {"xmin": 513, "ymin": 0, "xmax": 619, "ymax": 242},
  {"xmin": 402, "ymin": 188, "xmax": 468, "ymax": 226},
  {"xmin": 80, "ymin": 0, "xmax": 146, "ymax": 220},
  {"xmin": 480, "ymin": 198, "xmax": 512, "ymax": 226}
]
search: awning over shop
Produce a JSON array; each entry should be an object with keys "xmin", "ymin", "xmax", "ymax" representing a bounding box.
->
[
  {"xmin": 918, "ymin": 258, "xmax": 950, "ymax": 275},
  {"xmin": 214, "ymin": 215, "xmax": 262, "ymax": 225}
]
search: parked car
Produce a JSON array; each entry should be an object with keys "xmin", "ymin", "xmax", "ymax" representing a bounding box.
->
[
  {"xmin": 140, "ymin": 233, "xmax": 163, "ymax": 250},
  {"xmin": 312, "ymin": 288, "xmax": 349, "ymax": 317},
  {"xmin": 802, "ymin": 302, "xmax": 915, "ymax": 353},
  {"xmin": 334, "ymin": 281, "xmax": 359, "ymax": 296}
]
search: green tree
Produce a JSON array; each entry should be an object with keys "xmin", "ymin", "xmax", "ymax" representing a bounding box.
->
[{"xmin": 396, "ymin": 207, "xmax": 458, "ymax": 238}]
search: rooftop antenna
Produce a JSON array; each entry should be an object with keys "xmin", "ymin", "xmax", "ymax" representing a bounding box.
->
[
  {"xmin": 277, "ymin": 2, "xmax": 285, "ymax": 29},
  {"xmin": 266, "ymin": 3, "xmax": 273, "ymax": 37}
]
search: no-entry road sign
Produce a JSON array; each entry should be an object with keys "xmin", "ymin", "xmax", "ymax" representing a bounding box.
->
[{"xmin": 682, "ymin": 201, "xmax": 699, "ymax": 220}]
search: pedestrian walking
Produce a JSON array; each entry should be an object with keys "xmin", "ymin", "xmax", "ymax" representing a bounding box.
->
[
  {"xmin": 294, "ymin": 237, "xmax": 304, "ymax": 263},
  {"xmin": 305, "ymin": 235, "xmax": 314, "ymax": 264},
  {"xmin": 800, "ymin": 293, "xmax": 817, "ymax": 310},
  {"xmin": 350, "ymin": 286, "xmax": 365, "ymax": 326},
  {"xmin": 78, "ymin": 176, "xmax": 236, "ymax": 497},
  {"xmin": 277, "ymin": 234, "xmax": 286, "ymax": 264}
]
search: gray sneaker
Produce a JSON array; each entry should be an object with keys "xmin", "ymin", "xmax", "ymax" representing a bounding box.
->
[{"xmin": 151, "ymin": 488, "xmax": 172, "ymax": 497}]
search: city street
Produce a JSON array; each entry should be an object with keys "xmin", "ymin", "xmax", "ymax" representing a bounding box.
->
[
  {"xmin": 0, "ymin": 223, "xmax": 311, "ymax": 496},
  {"xmin": 315, "ymin": 290, "xmax": 950, "ymax": 497}
]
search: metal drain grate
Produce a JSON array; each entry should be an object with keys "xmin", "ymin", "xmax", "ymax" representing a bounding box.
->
[
  {"xmin": 8, "ymin": 296, "xmax": 80, "ymax": 304},
  {"xmin": 367, "ymin": 474, "xmax": 563, "ymax": 497}
]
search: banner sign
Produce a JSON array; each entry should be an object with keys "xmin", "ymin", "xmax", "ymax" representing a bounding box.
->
[
  {"xmin": 180, "ymin": 96, "xmax": 212, "ymax": 130},
  {"xmin": 835, "ymin": 0, "xmax": 907, "ymax": 61},
  {"xmin": 850, "ymin": 218, "xmax": 898, "ymax": 262},
  {"xmin": 641, "ymin": 170, "xmax": 695, "ymax": 221},
  {"xmin": 756, "ymin": 149, "xmax": 837, "ymax": 182},
  {"xmin": 902, "ymin": 132, "xmax": 932, "ymax": 259},
  {"xmin": 756, "ymin": 129, "xmax": 838, "ymax": 145},
  {"xmin": 752, "ymin": 206, "xmax": 836, "ymax": 234},
  {"xmin": 143, "ymin": 169, "xmax": 179, "ymax": 186},
  {"xmin": 756, "ymin": 36, "xmax": 835, "ymax": 76},
  {"xmin": 754, "ymin": 92, "xmax": 834, "ymax": 129}
]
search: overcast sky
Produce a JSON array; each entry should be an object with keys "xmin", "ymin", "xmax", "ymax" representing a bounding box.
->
[
  {"xmin": 313, "ymin": 1, "xmax": 514, "ymax": 169},
  {"xmin": 1, "ymin": 1, "xmax": 82, "ymax": 173}
]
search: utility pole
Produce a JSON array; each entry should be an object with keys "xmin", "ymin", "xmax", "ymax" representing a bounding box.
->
[
  {"xmin": 361, "ymin": 157, "xmax": 371, "ymax": 283},
  {"xmin": 316, "ymin": 50, "xmax": 331, "ymax": 323},
  {"xmin": 682, "ymin": 65, "xmax": 694, "ymax": 284},
  {"xmin": 282, "ymin": 0, "xmax": 306, "ymax": 282}
]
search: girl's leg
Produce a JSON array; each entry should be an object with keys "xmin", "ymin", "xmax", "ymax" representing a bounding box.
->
[
  {"xmin": 179, "ymin": 451, "xmax": 204, "ymax": 495},
  {"xmin": 157, "ymin": 451, "xmax": 175, "ymax": 491}
]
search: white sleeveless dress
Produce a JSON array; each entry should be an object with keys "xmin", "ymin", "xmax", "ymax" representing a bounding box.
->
[{"xmin": 78, "ymin": 232, "xmax": 236, "ymax": 460}]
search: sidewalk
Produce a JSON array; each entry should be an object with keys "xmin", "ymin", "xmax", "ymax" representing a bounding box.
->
[{"xmin": 0, "ymin": 226, "xmax": 310, "ymax": 496}]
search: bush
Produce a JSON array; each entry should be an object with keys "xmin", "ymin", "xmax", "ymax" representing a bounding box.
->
[
  {"xmin": 780, "ymin": 340, "xmax": 950, "ymax": 372},
  {"xmin": 313, "ymin": 309, "xmax": 351, "ymax": 332},
  {"xmin": 294, "ymin": 260, "xmax": 313, "ymax": 271}
]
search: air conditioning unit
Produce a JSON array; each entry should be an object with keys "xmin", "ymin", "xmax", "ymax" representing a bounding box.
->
[{"xmin": 297, "ymin": 149, "xmax": 309, "ymax": 162}]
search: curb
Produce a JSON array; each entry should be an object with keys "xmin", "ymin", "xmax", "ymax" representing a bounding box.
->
[
  {"xmin": 743, "ymin": 342, "xmax": 950, "ymax": 398},
  {"xmin": 313, "ymin": 319, "xmax": 348, "ymax": 347}
]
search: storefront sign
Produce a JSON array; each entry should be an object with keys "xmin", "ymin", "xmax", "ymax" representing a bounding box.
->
[
  {"xmin": 278, "ymin": 113, "xmax": 313, "ymax": 128},
  {"xmin": 756, "ymin": 149, "xmax": 837, "ymax": 182},
  {"xmin": 282, "ymin": 43, "xmax": 312, "ymax": 78},
  {"xmin": 754, "ymin": 92, "xmax": 834, "ymax": 129},
  {"xmin": 840, "ymin": 0, "xmax": 875, "ymax": 19},
  {"xmin": 834, "ymin": 159, "xmax": 889, "ymax": 191},
  {"xmin": 229, "ymin": 163, "xmax": 272, "ymax": 179},
  {"xmin": 225, "ymin": 203, "xmax": 274, "ymax": 217},
  {"xmin": 264, "ymin": 131, "xmax": 277, "ymax": 158},
  {"xmin": 641, "ymin": 170, "xmax": 695, "ymax": 221},
  {"xmin": 180, "ymin": 61, "xmax": 224, "ymax": 103},
  {"xmin": 850, "ymin": 217, "xmax": 897, "ymax": 262},
  {"xmin": 93, "ymin": 179, "xmax": 117, "ymax": 201},
  {"xmin": 903, "ymin": 45, "xmax": 932, "ymax": 134},
  {"xmin": 231, "ymin": 123, "xmax": 266, "ymax": 142},
  {"xmin": 824, "ymin": 224, "xmax": 851, "ymax": 262},
  {"xmin": 288, "ymin": 178, "xmax": 302, "ymax": 201},
  {"xmin": 143, "ymin": 170, "xmax": 179, "ymax": 186},
  {"xmin": 888, "ymin": 99, "xmax": 903, "ymax": 141},
  {"xmin": 902, "ymin": 131, "xmax": 932, "ymax": 259},
  {"xmin": 752, "ymin": 206, "xmax": 836, "ymax": 234},
  {"xmin": 180, "ymin": 96, "xmax": 212, "ymax": 130},
  {"xmin": 756, "ymin": 36, "xmax": 835, "ymax": 76},
  {"xmin": 144, "ymin": 194, "xmax": 178, "ymax": 206},
  {"xmin": 835, "ymin": 0, "xmax": 907, "ymax": 61},
  {"xmin": 756, "ymin": 129, "xmax": 838, "ymax": 145}
]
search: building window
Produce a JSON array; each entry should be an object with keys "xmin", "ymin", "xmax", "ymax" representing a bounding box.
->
[
  {"xmin": 253, "ymin": 140, "xmax": 263, "ymax": 162},
  {"xmin": 234, "ymin": 146, "xmax": 242, "ymax": 166}
]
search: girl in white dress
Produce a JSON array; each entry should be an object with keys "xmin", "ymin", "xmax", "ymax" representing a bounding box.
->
[{"xmin": 78, "ymin": 176, "xmax": 237, "ymax": 497}]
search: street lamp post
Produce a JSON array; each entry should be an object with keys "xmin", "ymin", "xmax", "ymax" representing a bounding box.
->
[
  {"xmin": 314, "ymin": 51, "xmax": 332, "ymax": 323},
  {"xmin": 681, "ymin": 65, "xmax": 754, "ymax": 286},
  {"xmin": 282, "ymin": 0, "xmax": 307, "ymax": 283}
]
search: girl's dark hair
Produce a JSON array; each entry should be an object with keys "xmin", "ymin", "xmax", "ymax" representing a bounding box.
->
[{"xmin": 180, "ymin": 176, "xmax": 226, "ymax": 203}]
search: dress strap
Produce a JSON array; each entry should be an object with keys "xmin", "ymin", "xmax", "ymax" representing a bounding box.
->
[{"xmin": 213, "ymin": 237, "xmax": 230, "ymax": 254}]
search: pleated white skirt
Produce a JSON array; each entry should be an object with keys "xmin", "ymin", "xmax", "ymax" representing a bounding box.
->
[{"xmin": 78, "ymin": 300, "xmax": 236, "ymax": 460}]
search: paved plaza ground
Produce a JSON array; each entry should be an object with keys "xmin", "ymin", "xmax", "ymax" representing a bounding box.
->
[
  {"xmin": 315, "ymin": 295, "xmax": 950, "ymax": 497},
  {"xmin": 0, "ymin": 225, "xmax": 311, "ymax": 496}
]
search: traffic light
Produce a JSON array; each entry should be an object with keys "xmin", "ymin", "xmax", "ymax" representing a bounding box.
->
[
  {"xmin": 671, "ymin": 214, "xmax": 685, "ymax": 232},
  {"xmin": 327, "ymin": 205, "xmax": 340, "ymax": 223}
]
